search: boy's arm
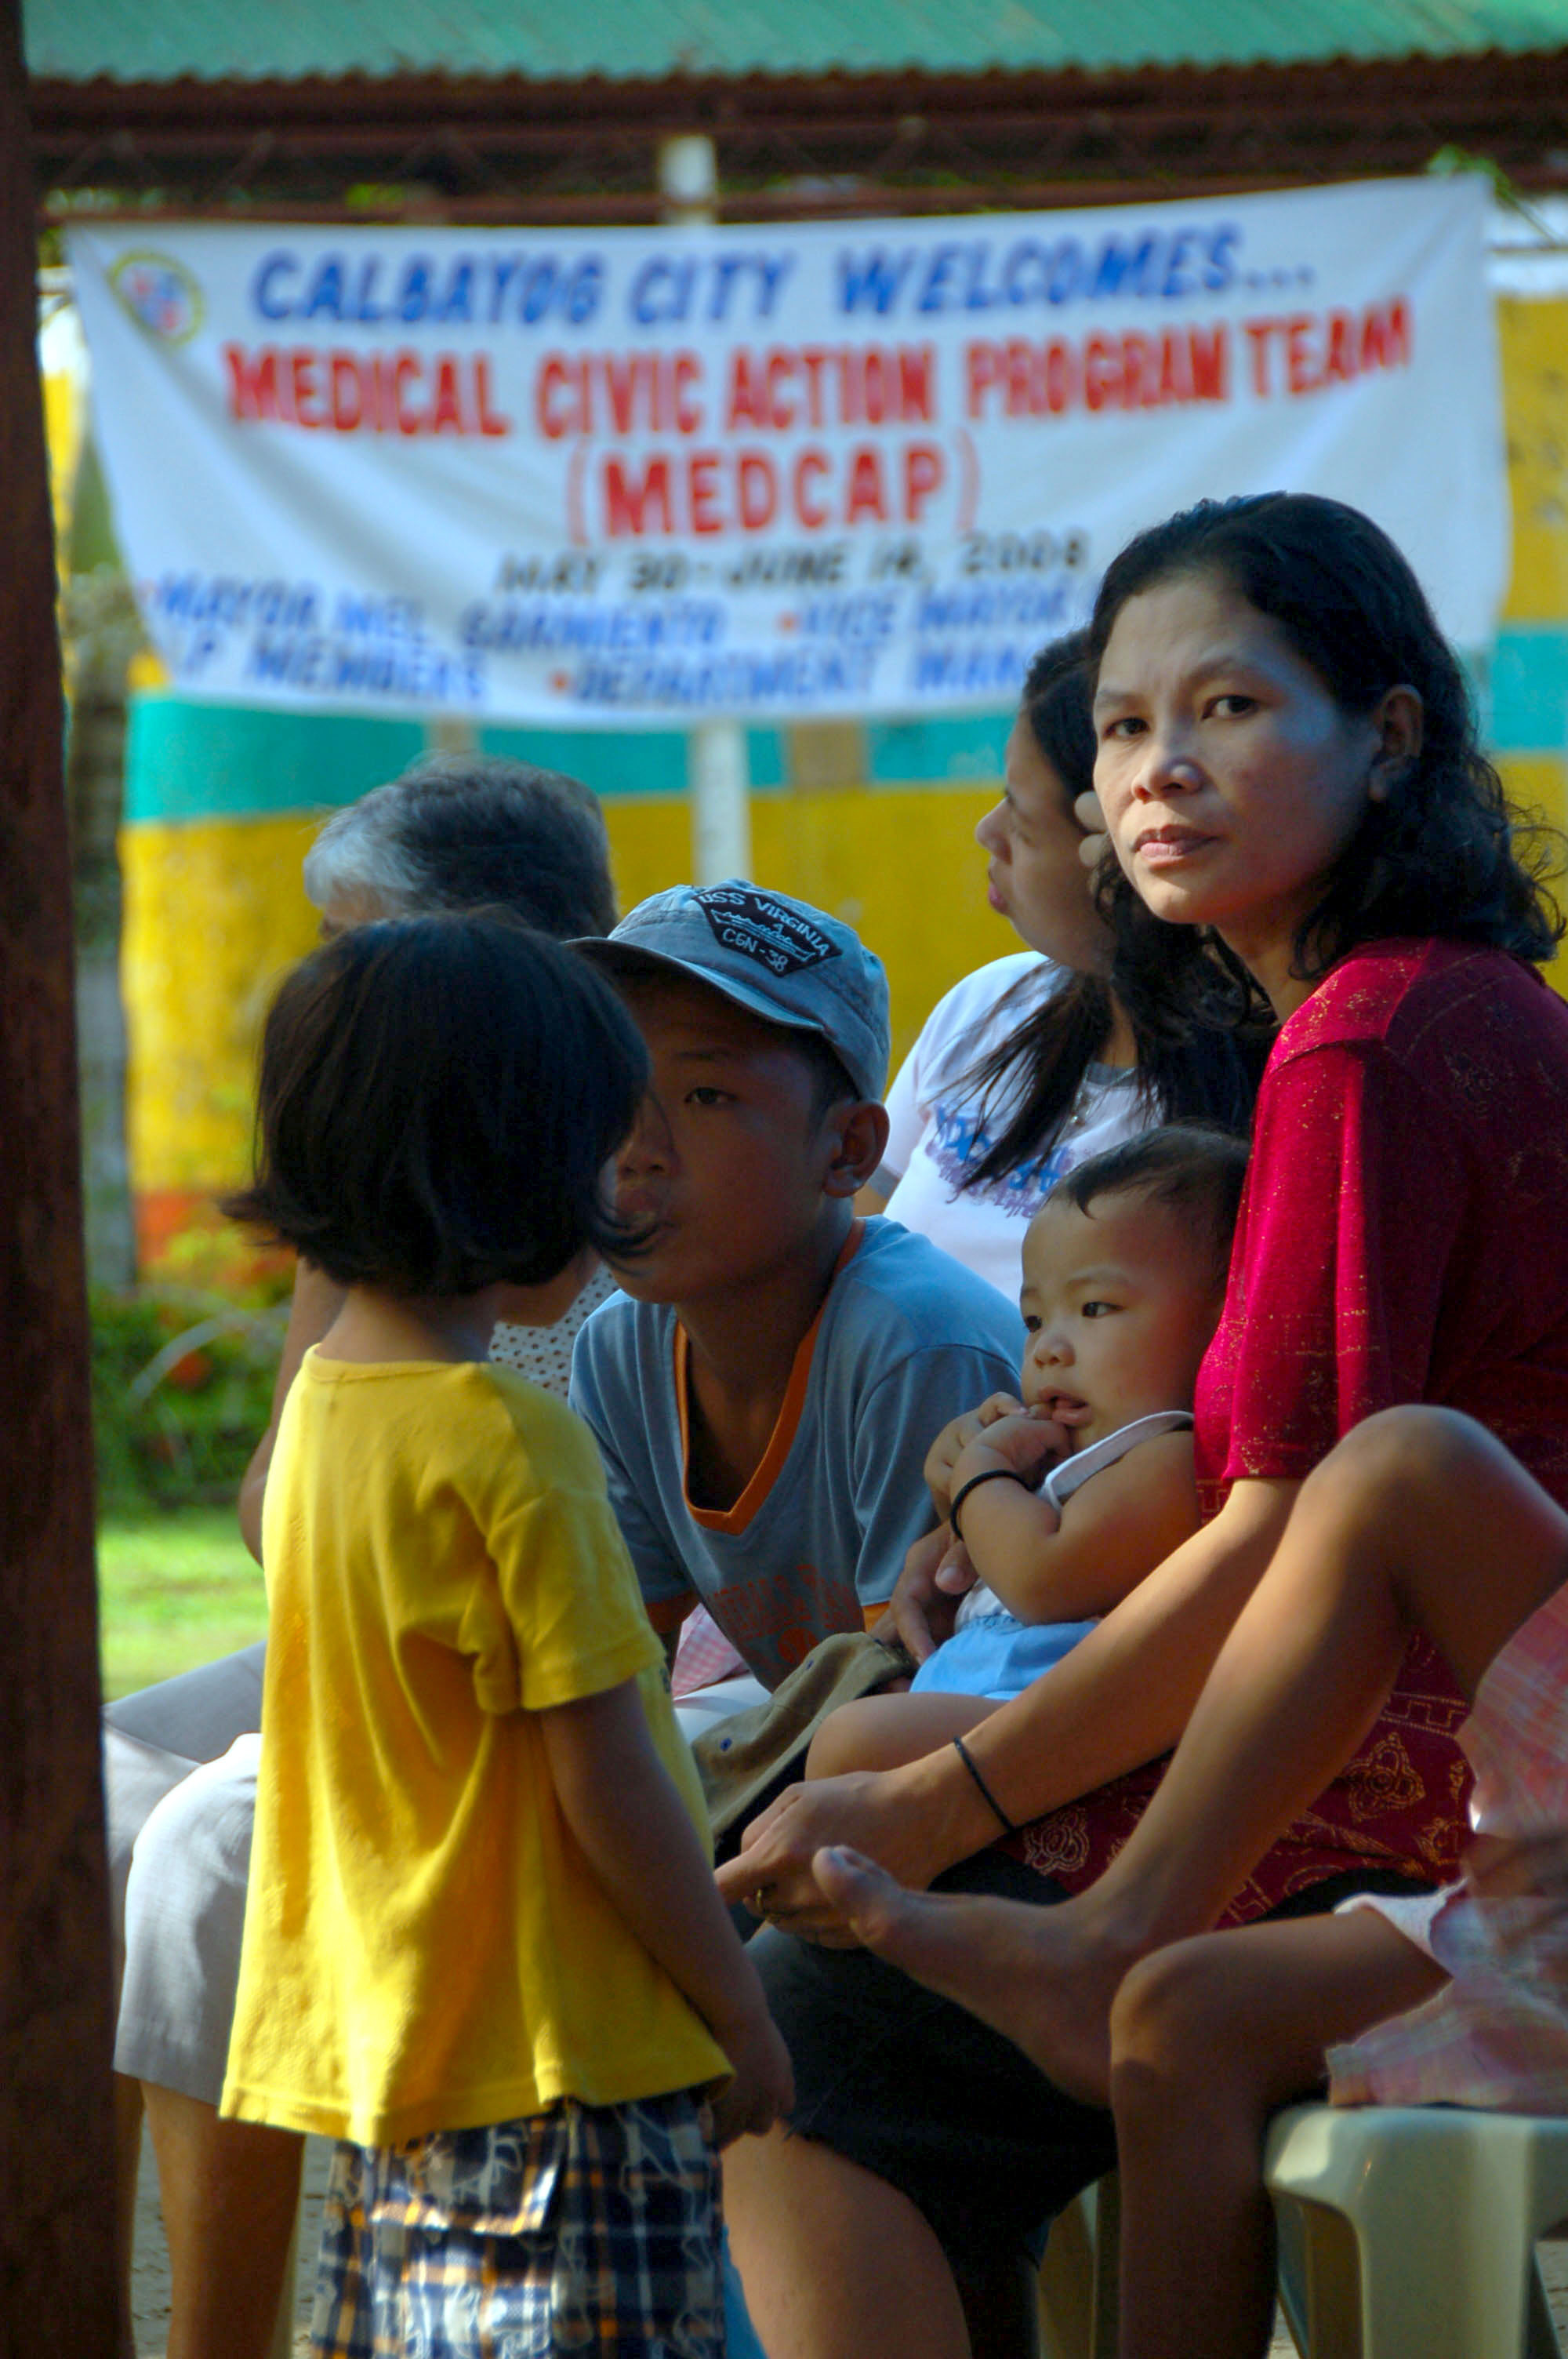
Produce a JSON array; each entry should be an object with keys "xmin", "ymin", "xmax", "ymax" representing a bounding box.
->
[
  {"xmin": 954, "ymin": 1420, "xmax": 1202, "ymax": 1623},
  {"xmin": 538, "ymin": 1679, "xmax": 793, "ymax": 2144}
]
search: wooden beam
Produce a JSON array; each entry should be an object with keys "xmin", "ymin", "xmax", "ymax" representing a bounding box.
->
[
  {"xmin": 27, "ymin": 48, "xmax": 1568, "ymax": 216},
  {"xmin": 0, "ymin": 0, "xmax": 120, "ymax": 2348}
]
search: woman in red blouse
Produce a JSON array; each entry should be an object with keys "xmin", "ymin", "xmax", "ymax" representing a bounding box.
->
[{"xmin": 720, "ymin": 495, "xmax": 1568, "ymax": 2359}]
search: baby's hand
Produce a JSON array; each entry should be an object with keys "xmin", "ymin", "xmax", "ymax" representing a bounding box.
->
[
  {"xmin": 924, "ymin": 1392, "xmax": 1025, "ymax": 1509},
  {"xmin": 953, "ymin": 1411, "xmax": 1070, "ymax": 1492}
]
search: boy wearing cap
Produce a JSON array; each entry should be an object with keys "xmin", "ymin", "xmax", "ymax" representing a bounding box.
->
[{"xmin": 572, "ymin": 883, "xmax": 1025, "ymax": 1692}]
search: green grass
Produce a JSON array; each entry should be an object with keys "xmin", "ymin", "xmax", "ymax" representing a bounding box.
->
[{"xmin": 97, "ymin": 1506, "xmax": 268, "ymax": 1699}]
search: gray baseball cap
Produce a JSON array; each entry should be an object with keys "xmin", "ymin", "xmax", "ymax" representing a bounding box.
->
[{"xmin": 575, "ymin": 880, "xmax": 889, "ymax": 1103}]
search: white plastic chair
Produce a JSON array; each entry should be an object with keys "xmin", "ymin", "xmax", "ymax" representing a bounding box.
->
[
  {"xmin": 1037, "ymin": 2176, "xmax": 1118, "ymax": 2358},
  {"xmin": 1263, "ymin": 2101, "xmax": 1568, "ymax": 2358},
  {"xmin": 1038, "ymin": 2109, "xmax": 1568, "ymax": 2359}
]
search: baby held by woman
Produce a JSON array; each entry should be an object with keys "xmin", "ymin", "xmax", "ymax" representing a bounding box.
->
[{"xmin": 810, "ymin": 1123, "xmax": 1249, "ymax": 1786}]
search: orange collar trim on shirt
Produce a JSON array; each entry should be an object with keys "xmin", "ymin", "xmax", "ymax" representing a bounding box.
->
[{"xmin": 676, "ymin": 1219, "xmax": 866, "ymax": 1536}]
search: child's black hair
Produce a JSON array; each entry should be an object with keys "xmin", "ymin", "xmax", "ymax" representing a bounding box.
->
[
  {"xmin": 1047, "ymin": 1123, "xmax": 1250, "ymax": 1296},
  {"xmin": 225, "ymin": 911, "xmax": 648, "ymax": 1294}
]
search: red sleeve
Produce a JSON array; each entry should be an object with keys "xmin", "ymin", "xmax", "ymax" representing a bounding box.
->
[{"xmin": 1199, "ymin": 1039, "xmax": 1468, "ymax": 1493}]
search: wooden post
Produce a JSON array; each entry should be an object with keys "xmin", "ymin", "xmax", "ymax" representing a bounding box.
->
[
  {"xmin": 0, "ymin": 0, "xmax": 121, "ymax": 2349},
  {"xmin": 659, "ymin": 132, "xmax": 754, "ymax": 886}
]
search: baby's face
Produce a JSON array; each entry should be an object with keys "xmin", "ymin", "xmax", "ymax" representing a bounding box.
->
[{"xmin": 1018, "ymin": 1191, "xmax": 1221, "ymax": 1449}]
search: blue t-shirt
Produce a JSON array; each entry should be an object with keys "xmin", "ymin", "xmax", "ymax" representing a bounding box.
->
[{"xmin": 570, "ymin": 1219, "xmax": 1024, "ymax": 1692}]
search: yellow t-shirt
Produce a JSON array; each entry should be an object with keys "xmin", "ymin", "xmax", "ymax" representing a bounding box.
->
[{"xmin": 221, "ymin": 1351, "xmax": 729, "ymax": 2147}]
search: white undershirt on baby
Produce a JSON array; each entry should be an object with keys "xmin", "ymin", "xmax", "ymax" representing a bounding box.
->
[{"xmin": 956, "ymin": 1409, "xmax": 1195, "ymax": 1628}]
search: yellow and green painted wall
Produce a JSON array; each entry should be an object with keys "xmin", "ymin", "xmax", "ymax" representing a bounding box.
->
[{"xmin": 110, "ymin": 291, "xmax": 1568, "ymax": 1263}]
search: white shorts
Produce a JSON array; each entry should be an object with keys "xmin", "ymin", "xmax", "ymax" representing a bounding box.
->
[{"xmin": 104, "ymin": 1645, "xmax": 265, "ymax": 2099}]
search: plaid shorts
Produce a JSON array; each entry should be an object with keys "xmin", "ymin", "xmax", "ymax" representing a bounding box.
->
[{"xmin": 310, "ymin": 2092, "xmax": 724, "ymax": 2357}]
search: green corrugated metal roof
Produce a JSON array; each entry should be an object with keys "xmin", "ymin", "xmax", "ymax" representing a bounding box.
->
[{"xmin": 25, "ymin": 0, "xmax": 1568, "ymax": 84}]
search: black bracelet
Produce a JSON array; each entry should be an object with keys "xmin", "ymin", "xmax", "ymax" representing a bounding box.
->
[
  {"xmin": 949, "ymin": 1464, "xmax": 1033, "ymax": 1546},
  {"xmin": 953, "ymin": 1735, "xmax": 1019, "ymax": 1837}
]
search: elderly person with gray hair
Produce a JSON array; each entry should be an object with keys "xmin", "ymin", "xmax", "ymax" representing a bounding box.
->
[{"xmin": 106, "ymin": 752, "xmax": 621, "ymax": 2359}]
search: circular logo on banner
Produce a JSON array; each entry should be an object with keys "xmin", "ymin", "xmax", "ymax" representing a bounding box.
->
[{"xmin": 109, "ymin": 252, "xmax": 204, "ymax": 343}]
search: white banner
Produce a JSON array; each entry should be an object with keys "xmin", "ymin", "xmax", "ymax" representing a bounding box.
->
[{"xmin": 69, "ymin": 179, "xmax": 1504, "ymax": 725}]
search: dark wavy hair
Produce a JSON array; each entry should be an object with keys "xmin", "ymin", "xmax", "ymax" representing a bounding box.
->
[
  {"xmin": 960, "ymin": 633, "xmax": 1265, "ymax": 1194},
  {"xmin": 1087, "ymin": 493, "xmax": 1563, "ymax": 1022},
  {"xmin": 225, "ymin": 912, "xmax": 648, "ymax": 1294}
]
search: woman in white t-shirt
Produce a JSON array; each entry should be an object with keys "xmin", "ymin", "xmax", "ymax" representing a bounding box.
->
[{"xmin": 867, "ymin": 633, "xmax": 1261, "ymax": 1300}]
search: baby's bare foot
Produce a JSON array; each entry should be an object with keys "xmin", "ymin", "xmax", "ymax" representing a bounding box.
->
[{"xmin": 812, "ymin": 1845, "xmax": 1136, "ymax": 2105}]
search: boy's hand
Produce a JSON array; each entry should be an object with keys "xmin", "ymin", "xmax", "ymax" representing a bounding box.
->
[
  {"xmin": 924, "ymin": 1392, "xmax": 1026, "ymax": 1510},
  {"xmin": 885, "ymin": 1521, "xmax": 970, "ymax": 1661},
  {"xmin": 953, "ymin": 1412, "xmax": 1069, "ymax": 1494},
  {"xmin": 707, "ymin": 1999, "xmax": 795, "ymax": 2146},
  {"xmin": 932, "ymin": 1536, "xmax": 978, "ymax": 1595}
]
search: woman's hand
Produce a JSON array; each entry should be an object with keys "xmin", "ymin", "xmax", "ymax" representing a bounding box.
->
[
  {"xmin": 715, "ymin": 1749, "xmax": 998, "ymax": 1941},
  {"xmin": 717, "ymin": 1769, "xmax": 937, "ymax": 1941},
  {"xmin": 1073, "ymin": 787, "xmax": 1111, "ymax": 871},
  {"xmin": 923, "ymin": 1391, "xmax": 1026, "ymax": 1510},
  {"xmin": 238, "ymin": 1258, "xmax": 347, "ymax": 1565}
]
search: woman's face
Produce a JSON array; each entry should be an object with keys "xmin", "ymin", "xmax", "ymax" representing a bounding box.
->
[
  {"xmin": 975, "ymin": 718, "xmax": 1109, "ymax": 974},
  {"xmin": 1091, "ymin": 571, "xmax": 1389, "ymax": 1005}
]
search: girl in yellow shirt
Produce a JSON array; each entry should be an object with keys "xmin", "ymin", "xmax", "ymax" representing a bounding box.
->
[{"xmin": 221, "ymin": 910, "xmax": 790, "ymax": 2358}]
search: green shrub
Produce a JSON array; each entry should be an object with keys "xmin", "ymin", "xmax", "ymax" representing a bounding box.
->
[{"xmin": 91, "ymin": 1283, "xmax": 288, "ymax": 1514}]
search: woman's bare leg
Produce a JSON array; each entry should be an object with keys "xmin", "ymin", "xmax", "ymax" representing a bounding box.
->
[
  {"xmin": 724, "ymin": 2126, "xmax": 973, "ymax": 2359},
  {"xmin": 813, "ymin": 1408, "xmax": 1568, "ymax": 2100},
  {"xmin": 141, "ymin": 2085, "xmax": 303, "ymax": 2359},
  {"xmin": 808, "ymin": 1692, "xmax": 997, "ymax": 1779},
  {"xmin": 1110, "ymin": 1910, "xmax": 1446, "ymax": 2359}
]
